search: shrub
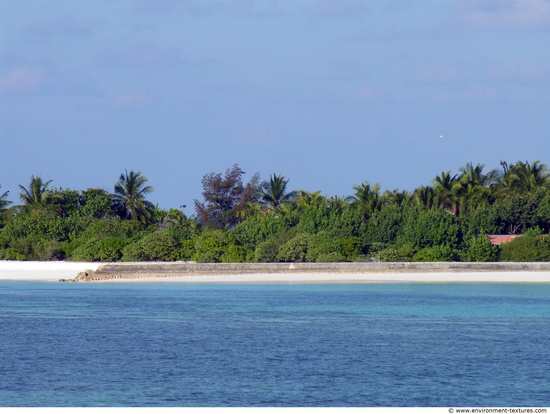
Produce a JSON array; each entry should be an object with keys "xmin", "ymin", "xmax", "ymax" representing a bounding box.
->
[
  {"xmin": 412, "ymin": 245, "xmax": 454, "ymax": 262},
  {"xmin": 315, "ymin": 252, "xmax": 346, "ymax": 262},
  {"xmin": 71, "ymin": 237, "xmax": 129, "ymax": 262},
  {"xmin": 340, "ymin": 236, "xmax": 364, "ymax": 261},
  {"xmin": 499, "ymin": 232, "xmax": 550, "ymax": 262},
  {"xmin": 377, "ymin": 243, "xmax": 417, "ymax": 262},
  {"xmin": 397, "ymin": 207, "xmax": 460, "ymax": 249},
  {"xmin": 461, "ymin": 235, "xmax": 500, "ymax": 262},
  {"xmin": 122, "ymin": 229, "xmax": 180, "ymax": 261},
  {"xmin": 276, "ymin": 233, "xmax": 309, "ymax": 262},
  {"xmin": 0, "ymin": 248, "xmax": 26, "ymax": 260},
  {"xmin": 221, "ymin": 244, "xmax": 248, "ymax": 263},
  {"xmin": 191, "ymin": 230, "xmax": 230, "ymax": 263},
  {"xmin": 254, "ymin": 240, "xmax": 279, "ymax": 262},
  {"xmin": 306, "ymin": 231, "xmax": 341, "ymax": 262}
]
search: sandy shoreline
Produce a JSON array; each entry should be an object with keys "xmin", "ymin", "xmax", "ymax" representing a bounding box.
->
[
  {"xmin": 0, "ymin": 261, "xmax": 101, "ymax": 282},
  {"xmin": 95, "ymin": 271, "xmax": 550, "ymax": 284},
  {"xmin": 1, "ymin": 261, "xmax": 550, "ymax": 283}
]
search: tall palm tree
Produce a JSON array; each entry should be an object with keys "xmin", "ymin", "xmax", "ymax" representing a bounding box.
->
[
  {"xmin": 490, "ymin": 161, "xmax": 518, "ymax": 197},
  {"xmin": 459, "ymin": 162, "xmax": 489, "ymax": 188},
  {"xmin": 0, "ymin": 184, "xmax": 13, "ymax": 224},
  {"xmin": 327, "ymin": 195, "xmax": 349, "ymax": 212},
  {"xmin": 382, "ymin": 189, "xmax": 410, "ymax": 206},
  {"xmin": 411, "ymin": 185, "xmax": 438, "ymax": 209},
  {"xmin": 112, "ymin": 170, "xmax": 154, "ymax": 223},
  {"xmin": 457, "ymin": 162, "xmax": 492, "ymax": 212},
  {"xmin": 512, "ymin": 160, "xmax": 550, "ymax": 193},
  {"xmin": 347, "ymin": 181, "xmax": 383, "ymax": 218},
  {"xmin": 259, "ymin": 174, "xmax": 297, "ymax": 212},
  {"xmin": 491, "ymin": 160, "xmax": 550, "ymax": 197},
  {"xmin": 0, "ymin": 184, "xmax": 11, "ymax": 211},
  {"xmin": 19, "ymin": 175, "xmax": 62, "ymax": 206},
  {"xmin": 295, "ymin": 190, "xmax": 327, "ymax": 212},
  {"xmin": 432, "ymin": 171, "xmax": 462, "ymax": 215}
]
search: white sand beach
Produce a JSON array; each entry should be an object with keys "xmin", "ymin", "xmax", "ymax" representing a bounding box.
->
[
  {"xmin": 0, "ymin": 261, "xmax": 101, "ymax": 282},
  {"xmin": 97, "ymin": 271, "xmax": 550, "ymax": 283},
  {"xmin": 1, "ymin": 261, "xmax": 550, "ymax": 283}
]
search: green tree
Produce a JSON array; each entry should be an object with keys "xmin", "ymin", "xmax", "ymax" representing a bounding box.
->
[
  {"xmin": 458, "ymin": 204, "xmax": 501, "ymax": 241},
  {"xmin": 122, "ymin": 228, "xmax": 181, "ymax": 261},
  {"xmin": 512, "ymin": 160, "xmax": 550, "ymax": 194},
  {"xmin": 493, "ymin": 193, "xmax": 543, "ymax": 235},
  {"xmin": 0, "ymin": 184, "xmax": 12, "ymax": 226},
  {"xmin": 276, "ymin": 233, "xmax": 309, "ymax": 262},
  {"xmin": 499, "ymin": 230, "xmax": 550, "ymax": 262},
  {"xmin": 382, "ymin": 189, "xmax": 410, "ymax": 206},
  {"xmin": 194, "ymin": 164, "xmax": 262, "ymax": 229},
  {"xmin": 412, "ymin": 245, "xmax": 454, "ymax": 262},
  {"xmin": 411, "ymin": 185, "xmax": 438, "ymax": 209},
  {"xmin": 461, "ymin": 235, "xmax": 500, "ymax": 262},
  {"xmin": 365, "ymin": 203, "xmax": 404, "ymax": 249},
  {"xmin": 79, "ymin": 188, "xmax": 115, "ymax": 219},
  {"xmin": 19, "ymin": 176, "xmax": 62, "ymax": 207},
  {"xmin": 112, "ymin": 170, "xmax": 155, "ymax": 223},
  {"xmin": 295, "ymin": 190, "xmax": 326, "ymax": 212},
  {"xmin": 191, "ymin": 229, "xmax": 231, "ymax": 262},
  {"xmin": 0, "ymin": 185, "xmax": 11, "ymax": 211},
  {"xmin": 397, "ymin": 206, "xmax": 460, "ymax": 249},
  {"xmin": 457, "ymin": 162, "xmax": 492, "ymax": 214},
  {"xmin": 69, "ymin": 217, "xmax": 142, "ymax": 262},
  {"xmin": 348, "ymin": 182, "xmax": 383, "ymax": 219},
  {"xmin": 259, "ymin": 174, "xmax": 297, "ymax": 212},
  {"xmin": 432, "ymin": 171, "xmax": 461, "ymax": 216},
  {"xmin": 492, "ymin": 160, "xmax": 550, "ymax": 196}
]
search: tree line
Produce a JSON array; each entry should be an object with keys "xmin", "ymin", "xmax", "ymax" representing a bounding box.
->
[{"xmin": 1, "ymin": 161, "xmax": 550, "ymax": 263}]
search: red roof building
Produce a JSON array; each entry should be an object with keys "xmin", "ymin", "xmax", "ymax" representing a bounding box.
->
[{"xmin": 487, "ymin": 235, "xmax": 521, "ymax": 245}]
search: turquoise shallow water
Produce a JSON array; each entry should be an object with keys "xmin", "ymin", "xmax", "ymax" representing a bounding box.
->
[{"xmin": 0, "ymin": 282, "xmax": 549, "ymax": 407}]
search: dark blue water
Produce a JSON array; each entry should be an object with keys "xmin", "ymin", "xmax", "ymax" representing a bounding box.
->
[{"xmin": 1, "ymin": 282, "xmax": 549, "ymax": 407}]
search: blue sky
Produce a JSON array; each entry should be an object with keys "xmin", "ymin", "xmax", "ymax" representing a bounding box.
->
[{"xmin": 1, "ymin": 0, "xmax": 549, "ymax": 211}]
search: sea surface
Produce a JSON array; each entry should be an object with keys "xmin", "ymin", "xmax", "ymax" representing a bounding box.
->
[{"xmin": 0, "ymin": 281, "xmax": 549, "ymax": 407}]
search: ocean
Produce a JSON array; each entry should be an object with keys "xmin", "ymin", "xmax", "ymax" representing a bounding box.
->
[{"xmin": 0, "ymin": 281, "xmax": 549, "ymax": 407}]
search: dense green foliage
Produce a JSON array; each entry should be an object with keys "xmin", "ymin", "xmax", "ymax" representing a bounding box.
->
[{"xmin": 1, "ymin": 160, "xmax": 550, "ymax": 262}]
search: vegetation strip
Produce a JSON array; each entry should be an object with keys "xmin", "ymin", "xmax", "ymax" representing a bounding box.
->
[{"xmin": 2, "ymin": 161, "xmax": 550, "ymax": 264}]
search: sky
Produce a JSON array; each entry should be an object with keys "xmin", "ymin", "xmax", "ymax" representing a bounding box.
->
[{"xmin": 1, "ymin": 0, "xmax": 549, "ymax": 212}]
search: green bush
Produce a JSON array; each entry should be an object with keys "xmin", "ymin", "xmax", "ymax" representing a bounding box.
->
[
  {"xmin": 537, "ymin": 194, "xmax": 550, "ymax": 233},
  {"xmin": 1, "ymin": 208, "xmax": 70, "ymax": 244},
  {"xmin": 221, "ymin": 244, "xmax": 248, "ymax": 263},
  {"xmin": 6, "ymin": 237, "xmax": 38, "ymax": 260},
  {"xmin": 306, "ymin": 231, "xmax": 340, "ymax": 262},
  {"xmin": 500, "ymin": 233, "xmax": 550, "ymax": 262},
  {"xmin": 412, "ymin": 245, "xmax": 454, "ymax": 262},
  {"xmin": 254, "ymin": 240, "xmax": 279, "ymax": 262},
  {"xmin": 71, "ymin": 237, "xmax": 129, "ymax": 262},
  {"xmin": 178, "ymin": 239, "xmax": 195, "ymax": 261},
  {"xmin": 461, "ymin": 235, "xmax": 500, "ymax": 262},
  {"xmin": 315, "ymin": 251, "xmax": 346, "ymax": 262},
  {"xmin": 122, "ymin": 229, "xmax": 180, "ymax": 261},
  {"xmin": 459, "ymin": 205, "xmax": 501, "ymax": 241},
  {"xmin": 192, "ymin": 230, "xmax": 230, "ymax": 263},
  {"xmin": 0, "ymin": 247, "xmax": 26, "ymax": 260},
  {"xmin": 35, "ymin": 240, "xmax": 68, "ymax": 261},
  {"xmin": 377, "ymin": 243, "xmax": 417, "ymax": 262},
  {"xmin": 276, "ymin": 233, "xmax": 309, "ymax": 262},
  {"xmin": 340, "ymin": 236, "xmax": 364, "ymax": 261},
  {"xmin": 397, "ymin": 207, "xmax": 460, "ymax": 249}
]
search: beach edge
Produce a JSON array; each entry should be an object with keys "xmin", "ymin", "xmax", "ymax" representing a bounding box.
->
[{"xmin": 2, "ymin": 261, "xmax": 550, "ymax": 283}]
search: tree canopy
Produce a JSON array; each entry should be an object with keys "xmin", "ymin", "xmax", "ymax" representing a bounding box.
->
[{"xmin": 2, "ymin": 160, "xmax": 550, "ymax": 263}]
